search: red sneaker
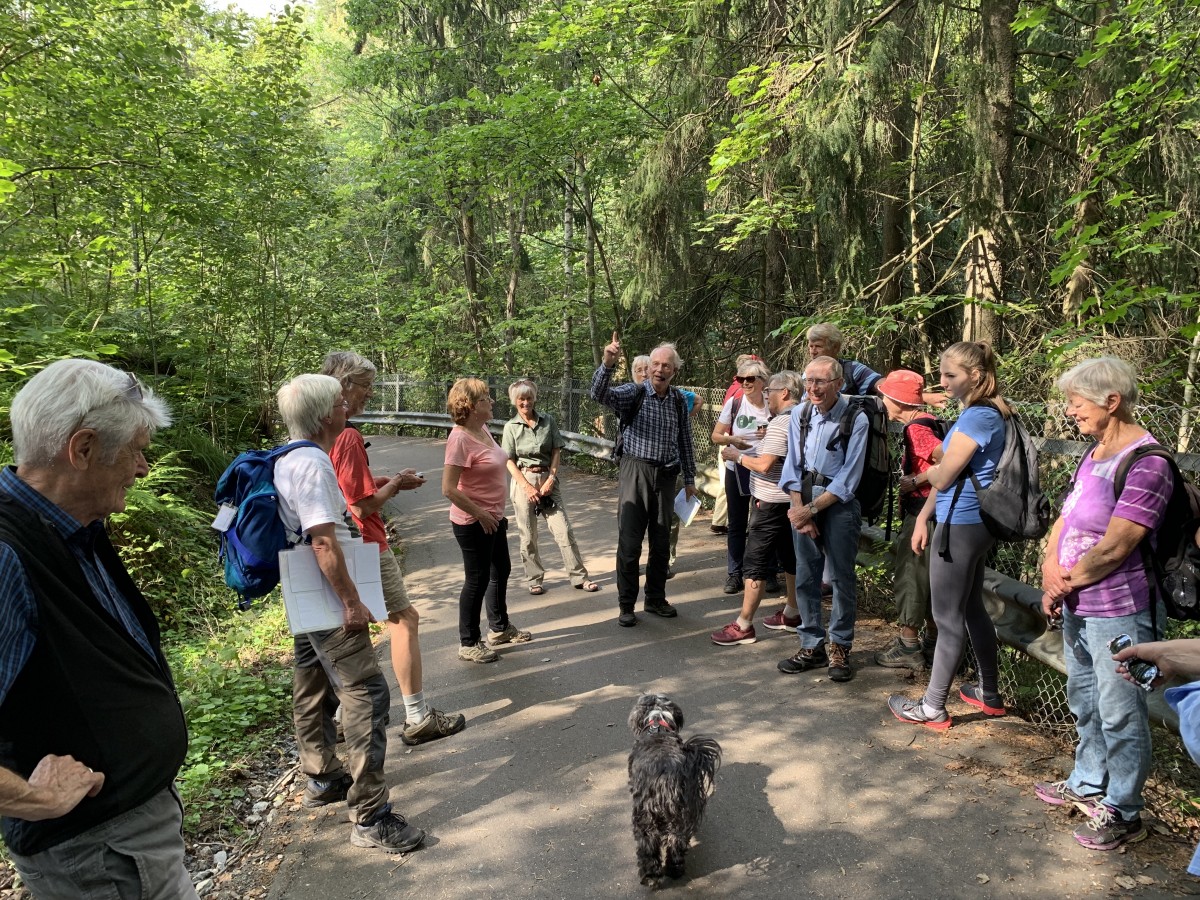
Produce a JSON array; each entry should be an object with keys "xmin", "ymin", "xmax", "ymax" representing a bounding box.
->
[
  {"xmin": 711, "ymin": 621, "xmax": 757, "ymax": 646},
  {"xmin": 762, "ymin": 608, "xmax": 800, "ymax": 631}
]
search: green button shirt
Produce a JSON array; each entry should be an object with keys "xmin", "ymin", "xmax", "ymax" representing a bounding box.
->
[{"xmin": 502, "ymin": 411, "xmax": 565, "ymax": 467}]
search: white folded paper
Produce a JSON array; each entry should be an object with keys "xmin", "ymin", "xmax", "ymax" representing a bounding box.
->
[
  {"xmin": 278, "ymin": 540, "xmax": 387, "ymax": 635},
  {"xmin": 674, "ymin": 488, "xmax": 702, "ymax": 527}
]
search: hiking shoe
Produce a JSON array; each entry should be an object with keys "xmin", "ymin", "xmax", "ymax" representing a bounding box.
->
[
  {"xmin": 458, "ymin": 641, "xmax": 498, "ymax": 663},
  {"xmin": 1073, "ymin": 806, "xmax": 1148, "ymax": 851},
  {"xmin": 711, "ymin": 621, "xmax": 757, "ymax": 646},
  {"xmin": 888, "ymin": 695, "xmax": 951, "ymax": 731},
  {"xmin": 762, "ymin": 608, "xmax": 801, "ymax": 631},
  {"xmin": 828, "ymin": 642, "xmax": 853, "ymax": 682},
  {"xmin": 874, "ymin": 638, "xmax": 926, "ymax": 669},
  {"xmin": 1033, "ymin": 780, "xmax": 1103, "ymax": 814},
  {"xmin": 644, "ymin": 600, "xmax": 678, "ymax": 618},
  {"xmin": 302, "ymin": 773, "xmax": 353, "ymax": 808},
  {"xmin": 723, "ymin": 574, "xmax": 742, "ymax": 594},
  {"xmin": 351, "ymin": 810, "xmax": 426, "ymax": 853},
  {"xmin": 710, "ymin": 524, "xmax": 728, "ymax": 535},
  {"xmin": 401, "ymin": 708, "xmax": 466, "ymax": 746},
  {"xmin": 487, "ymin": 623, "xmax": 532, "ymax": 646},
  {"xmin": 777, "ymin": 644, "xmax": 827, "ymax": 674},
  {"xmin": 665, "ymin": 567, "xmax": 676, "ymax": 580},
  {"xmin": 618, "ymin": 611, "xmax": 638, "ymax": 627},
  {"xmin": 959, "ymin": 682, "xmax": 1006, "ymax": 716},
  {"xmin": 763, "ymin": 575, "xmax": 782, "ymax": 596}
]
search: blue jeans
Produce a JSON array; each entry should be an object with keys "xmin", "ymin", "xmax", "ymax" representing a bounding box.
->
[
  {"xmin": 793, "ymin": 490, "xmax": 860, "ymax": 647},
  {"xmin": 1063, "ymin": 606, "xmax": 1156, "ymax": 820}
]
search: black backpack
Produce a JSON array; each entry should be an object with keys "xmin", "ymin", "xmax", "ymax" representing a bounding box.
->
[
  {"xmin": 613, "ymin": 384, "xmax": 687, "ymax": 460},
  {"xmin": 944, "ymin": 407, "xmax": 1050, "ymax": 547},
  {"xmin": 1108, "ymin": 444, "xmax": 1200, "ymax": 621},
  {"xmin": 797, "ymin": 396, "xmax": 891, "ymax": 523}
]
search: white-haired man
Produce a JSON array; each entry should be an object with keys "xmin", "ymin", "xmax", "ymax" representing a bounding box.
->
[
  {"xmin": 0, "ymin": 360, "xmax": 196, "ymax": 898},
  {"xmin": 590, "ymin": 333, "xmax": 697, "ymax": 626},
  {"xmin": 274, "ymin": 373, "xmax": 425, "ymax": 853},
  {"xmin": 320, "ymin": 352, "xmax": 465, "ymax": 747}
]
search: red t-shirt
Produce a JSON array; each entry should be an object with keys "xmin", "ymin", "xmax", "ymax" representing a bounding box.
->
[
  {"xmin": 903, "ymin": 417, "xmax": 943, "ymax": 506},
  {"xmin": 329, "ymin": 427, "xmax": 389, "ymax": 549}
]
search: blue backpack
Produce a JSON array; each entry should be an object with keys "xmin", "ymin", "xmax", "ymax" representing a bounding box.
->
[{"xmin": 213, "ymin": 441, "xmax": 318, "ymax": 608}]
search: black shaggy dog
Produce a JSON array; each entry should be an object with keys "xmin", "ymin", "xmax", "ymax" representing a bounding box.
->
[{"xmin": 627, "ymin": 694, "xmax": 722, "ymax": 887}]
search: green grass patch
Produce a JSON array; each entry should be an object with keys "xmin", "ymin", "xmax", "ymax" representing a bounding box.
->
[{"xmin": 163, "ymin": 601, "xmax": 295, "ymax": 834}]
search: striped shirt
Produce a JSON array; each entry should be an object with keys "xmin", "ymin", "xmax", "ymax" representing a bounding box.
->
[
  {"xmin": 0, "ymin": 467, "xmax": 154, "ymax": 704},
  {"xmin": 749, "ymin": 408, "xmax": 792, "ymax": 503},
  {"xmin": 590, "ymin": 365, "xmax": 697, "ymax": 483}
]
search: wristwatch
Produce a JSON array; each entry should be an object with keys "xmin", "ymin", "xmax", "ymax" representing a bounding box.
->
[{"xmin": 808, "ymin": 502, "xmax": 817, "ymax": 516}]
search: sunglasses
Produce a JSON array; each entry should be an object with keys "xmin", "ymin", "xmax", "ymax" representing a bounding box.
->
[{"xmin": 734, "ymin": 375, "xmax": 759, "ymax": 384}]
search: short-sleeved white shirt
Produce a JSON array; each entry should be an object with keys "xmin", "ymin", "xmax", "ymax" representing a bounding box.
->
[
  {"xmin": 274, "ymin": 444, "xmax": 355, "ymax": 542},
  {"xmin": 718, "ymin": 396, "xmax": 770, "ymax": 472}
]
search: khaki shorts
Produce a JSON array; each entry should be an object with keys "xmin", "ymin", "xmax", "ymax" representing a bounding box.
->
[{"xmin": 378, "ymin": 548, "xmax": 412, "ymax": 616}]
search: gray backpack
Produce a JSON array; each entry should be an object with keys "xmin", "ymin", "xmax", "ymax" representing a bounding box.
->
[{"xmin": 942, "ymin": 407, "xmax": 1050, "ymax": 554}]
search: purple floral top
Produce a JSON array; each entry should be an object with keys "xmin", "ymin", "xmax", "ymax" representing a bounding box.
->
[{"xmin": 1058, "ymin": 433, "xmax": 1173, "ymax": 617}]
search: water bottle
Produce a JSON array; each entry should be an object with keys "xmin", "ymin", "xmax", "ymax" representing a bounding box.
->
[{"xmin": 1108, "ymin": 633, "xmax": 1159, "ymax": 692}]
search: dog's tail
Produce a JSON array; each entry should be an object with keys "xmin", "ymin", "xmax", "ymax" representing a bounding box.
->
[{"xmin": 683, "ymin": 735, "xmax": 722, "ymax": 797}]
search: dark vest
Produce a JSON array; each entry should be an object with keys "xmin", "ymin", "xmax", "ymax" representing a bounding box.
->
[{"xmin": 0, "ymin": 494, "xmax": 188, "ymax": 856}]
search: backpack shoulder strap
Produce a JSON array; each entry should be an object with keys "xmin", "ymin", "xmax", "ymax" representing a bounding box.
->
[
  {"xmin": 619, "ymin": 385, "xmax": 648, "ymax": 430},
  {"xmin": 1112, "ymin": 443, "xmax": 1176, "ymax": 500}
]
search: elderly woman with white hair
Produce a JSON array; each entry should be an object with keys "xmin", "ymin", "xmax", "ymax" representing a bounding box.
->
[
  {"xmin": 1032, "ymin": 356, "xmax": 1173, "ymax": 852},
  {"xmin": 502, "ymin": 379, "xmax": 598, "ymax": 594}
]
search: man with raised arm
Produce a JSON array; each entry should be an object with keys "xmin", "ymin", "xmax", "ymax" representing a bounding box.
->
[
  {"xmin": 0, "ymin": 360, "xmax": 196, "ymax": 898},
  {"xmin": 591, "ymin": 332, "xmax": 697, "ymax": 627}
]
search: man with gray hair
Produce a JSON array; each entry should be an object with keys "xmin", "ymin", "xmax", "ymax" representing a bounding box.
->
[
  {"xmin": 320, "ymin": 351, "xmax": 465, "ymax": 746},
  {"xmin": 274, "ymin": 373, "xmax": 425, "ymax": 853},
  {"xmin": 590, "ymin": 333, "xmax": 697, "ymax": 626},
  {"xmin": 0, "ymin": 360, "xmax": 196, "ymax": 897}
]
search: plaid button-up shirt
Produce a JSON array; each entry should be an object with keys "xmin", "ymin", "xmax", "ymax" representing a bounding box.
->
[
  {"xmin": 590, "ymin": 365, "xmax": 696, "ymax": 484},
  {"xmin": 0, "ymin": 467, "xmax": 154, "ymax": 703}
]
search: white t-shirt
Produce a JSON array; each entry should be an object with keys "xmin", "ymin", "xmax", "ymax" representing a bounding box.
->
[
  {"xmin": 274, "ymin": 444, "xmax": 355, "ymax": 543},
  {"xmin": 718, "ymin": 395, "xmax": 770, "ymax": 471}
]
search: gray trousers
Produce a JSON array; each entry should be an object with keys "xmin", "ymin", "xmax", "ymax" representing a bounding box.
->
[
  {"xmin": 510, "ymin": 472, "xmax": 588, "ymax": 586},
  {"xmin": 293, "ymin": 627, "xmax": 391, "ymax": 823},
  {"xmin": 925, "ymin": 521, "xmax": 999, "ymax": 709},
  {"xmin": 10, "ymin": 787, "xmax": 197, "ymax": 900},
  {"xmin": 616, "ymin": 457, "xmax": 675, "ymax": 611}
]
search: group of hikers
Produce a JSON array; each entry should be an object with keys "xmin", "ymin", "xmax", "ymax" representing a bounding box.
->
[{"xmin": 5, "ymin": 323, "xmax": 1200, "ymax": 897}]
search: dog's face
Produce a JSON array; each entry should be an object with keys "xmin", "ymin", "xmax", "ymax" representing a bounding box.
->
[{"xmin": 629, "ymin": 693, "xmax": 685, "ymax": 736}]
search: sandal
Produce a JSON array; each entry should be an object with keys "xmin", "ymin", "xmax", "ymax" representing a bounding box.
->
[
  {"xmin": 529, "ymin": 585, "xmax": 546, "ymax": 595},
  {"xmin": 575, "ymin": 581, "xmax": 601, "ymax": 592}
]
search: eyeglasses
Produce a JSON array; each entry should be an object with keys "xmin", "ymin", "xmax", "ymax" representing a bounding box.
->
[
  {"xmin": 348, "ymin": 379, "xmax": 374, "ymax": 390},
  {"xmin": 763, "ymin": 387, "xmax": 786, "ymax": 394},
  {"xmin": 123, "ymin": 372, "xmax": 143, "ymax": 401},
  {"xmin": 734, "ymin": 375, "xmax": 759, "ymax": 384},
  {"xmin": 801, "ymin": 377, "xmax": 839, "ymax": 388}
]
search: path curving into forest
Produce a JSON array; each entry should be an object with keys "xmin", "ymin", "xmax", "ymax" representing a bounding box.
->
[{"xmin": 261, "ymin": 436, "xmax": 1190, "ymax": 900}]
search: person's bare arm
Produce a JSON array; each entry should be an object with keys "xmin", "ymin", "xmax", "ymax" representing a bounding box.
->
[
  {"xmin": 720, "ymin": 446, "xmax": 780, "ymax": 474},
  {"xmin": 348, "ymin": 470, "xmax": 425, "ymax": 521},
  {"xmin": 309, "ymin": 522, "xmax": 371, "ymax": 631},
  {"xmin": 0, "ymin": 755, "xmax": 104, "ymax": 821},
  {"xmin": 1064, "ymin": 517, "xmax": 1150, "ymax": 591}
]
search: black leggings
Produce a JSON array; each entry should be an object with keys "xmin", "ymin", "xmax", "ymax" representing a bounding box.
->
[
  {"xmin": 924, "ymin": 521, "xmax": 999, "ymax": 710},
  {"xmin": 452, "ymin": 517, "xmax": 511, "ymax": 646}
]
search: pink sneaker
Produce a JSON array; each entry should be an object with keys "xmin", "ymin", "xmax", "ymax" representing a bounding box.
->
[
  {"xmin": 762, "ymin": 608, "xmax": 800, "ymax": 631},
  {"xmin": 711, "ymin": 621, "xmax": 757, "ymax": 646}
]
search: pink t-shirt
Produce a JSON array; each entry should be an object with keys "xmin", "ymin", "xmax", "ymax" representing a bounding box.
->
[{"xmin": 445, "ymin": 427, "xmax": 509, "ymax": 526}]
